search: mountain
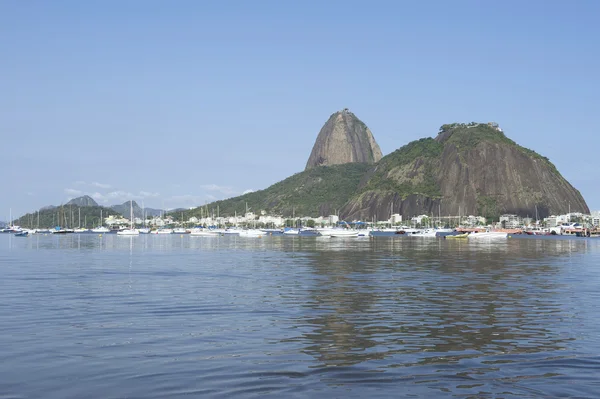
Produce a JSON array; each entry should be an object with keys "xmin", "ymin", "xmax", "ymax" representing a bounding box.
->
[
  {"xmin": 305, "ymin": 109, "xmax": 382, "ymax": 170},
  {"xmin": 111, "ymin": 201, "xmax": 163, "ymax": 219},
  {"xmin": 180, "ymin": 121, "xmax": 588, "ymax": 223},
  {"xmin": 341, "ymin": 123, "xmax": 589, "ymax": 221},
  {"xmin": 179, "ymin": 163, "xmax": 371, "ymax": 220},
  {"xmin": 66, "ymin": 195, "xmax": 98, "ymax": 207},
  {"xmin": 13, "ymin": 205, "xmax": 121, "ymax": 229}
]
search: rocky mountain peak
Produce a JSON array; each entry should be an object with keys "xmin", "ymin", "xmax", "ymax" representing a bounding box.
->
[
  {"xmin": 305, "ymin": 109, "xmax": 382, "ymax": 170},
  {"xmin": 66, "ymin": 195, "xmax": 98, "ymax": 207}
]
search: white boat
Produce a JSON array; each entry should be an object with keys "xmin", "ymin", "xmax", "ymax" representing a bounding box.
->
[
  {"xmin": 468, "ymin": 231, "xmax": 508, "ymax": 240},
  {"xmin": 74, "ymin": 228, "xmax": 89, "ymax": 233},
  {"xmin": 138, "ymin": 228, "xmax": 151, "ymax": 234},
  {"xmin": 154, "ymin": 228, "xmax": 173, "ymax": 235},
  {"xmin": 117, "ymin": 201, "xmax": 139, "ymax": 236},
  {"xmin": 173, "ymin": 228, "xmax": 189, "ymax": 234},
  {"xmin": 318, "ymin": 228, "xmax": 359, "ymax": 238},
  {"xmin": 91, "ymin": 210, "xmax": 110, "ymax": 233},
  {"xmin": 283, "ymin": 229, "xmax": 299, "ymax": 235},
  {"xmin": 117, "ymin": 228, "xmax": 139, "ymax": 236},
  {"xmin": 190, "ymin": 228, "xmax": 219, "ymax": 236},
  {"xmin": 238, "ymin": 229, "xmax": 264, "ymax": 238},
  {"xmin": 406, "ymin": 228, "xmax": 439, "ymax": 237}
]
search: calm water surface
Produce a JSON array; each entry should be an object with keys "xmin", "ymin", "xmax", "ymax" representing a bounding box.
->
[{"xmin": 1, "ymin": 234, "xmax": 599, "ymax": 398}]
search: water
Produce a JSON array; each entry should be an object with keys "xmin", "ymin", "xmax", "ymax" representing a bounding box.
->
[{"xmin": 1, "ymin": 234, "xmax": 599, "ymax": 398}]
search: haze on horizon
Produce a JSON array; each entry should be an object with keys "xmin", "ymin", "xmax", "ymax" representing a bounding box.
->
[{"xmin": 2, "ymin": 0, "xmax": 599, "ymax": 220}]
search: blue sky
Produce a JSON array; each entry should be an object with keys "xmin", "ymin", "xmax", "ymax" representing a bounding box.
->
[{"xmin": 1, "ymin": 0, "xmax": 599, "ymax": 219}]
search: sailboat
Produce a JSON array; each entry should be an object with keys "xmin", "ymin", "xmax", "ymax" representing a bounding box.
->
[
  {"xmin": 74, "ymin": 208, "xmax": 89, "ymax": 233},
  {"xmin": 138, "ymin": 201, "xmax": 150, "ymax": 234},
  {"xmin": 91, "ymin": 209, "xmax": 110, "ymax": 233},
  {"xmin": 117, "ymin": 201, "xmax": 139, "ymax": 236}
]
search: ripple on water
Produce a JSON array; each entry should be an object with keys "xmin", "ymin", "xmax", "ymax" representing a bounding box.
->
[{"xmin": 0, "ymin": 234, "xmax": 599, "ymax": 398}]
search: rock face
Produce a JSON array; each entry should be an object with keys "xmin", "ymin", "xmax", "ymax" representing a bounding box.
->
[
  {"xmin": 305, "ymin": 109, "xmax": 382, "ymax": 170},
  {"xmin": 341, "ymin": 123, "xmax": 589, "ymax": 221},
  {"xmin": 66, "ymin": 195, "xmax": 98, "ymax": 207}
]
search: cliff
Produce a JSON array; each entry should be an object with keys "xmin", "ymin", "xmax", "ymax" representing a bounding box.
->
[
  {"xmin": 305, "ymin": 109, "xmax": 382, "ymax": 170},
  {"xmin": 341, "ymin": 123, "xmax": 589, "ymax": 221}
]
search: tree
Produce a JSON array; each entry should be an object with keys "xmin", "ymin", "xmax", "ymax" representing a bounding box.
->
[{"xmin": 306, "ymin": 219, "xmax": 315, "ymax": 228}]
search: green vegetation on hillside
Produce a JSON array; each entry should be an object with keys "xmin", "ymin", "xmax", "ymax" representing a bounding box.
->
[
  {"xmin": 361, "ymin": 138, "xmax": 443, "ymax": 199},
  {"xmin": 178, "ymin": 163, "xmax": 371, "ymax": 221},
  {"xmin": 438, "ymin": 123, "xmax": 561, "ymax": 175},
  {"xmin": 14, "ymin": 205, "xmax": 122, "ymax": 229},
  {"xmin": 476, "ymin": 195, "xmax": 500, "ymax": 223}
]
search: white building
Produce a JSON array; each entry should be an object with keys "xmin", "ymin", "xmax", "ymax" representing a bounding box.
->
[
  {"xmin": 411, "ymin": 215, "xmax": 429, "ymax": 226},
  {"xmin": 590, "ymin": 211, "xmax": 600, "ymax": 227},
  {"xmin": 544, "ymin": 215, "xmax": 558, "ymax": 227},
  {"xmin": 499, "ymin": 214, "xmax": 522, "ymax": 229},
  {"xmin": 390, "ymin": 213, "xmax": 402, "ymax": 224},
  {"xmin": 258, "ymin": 215, "xmax": 284, "ymax": 227},
  {"xmin": 328, "ymin": 215, "xmax": 339, "ymax": 225}
]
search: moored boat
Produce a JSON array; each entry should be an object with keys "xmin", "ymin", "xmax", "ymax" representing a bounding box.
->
[
  {"xmin": 468, "ymin": 231, "xmax": 508, "ymax": 240},
  {"xmin": 190, "ymin": 228, "xmax": 219, "ymax": 236},
  {"xmin": 238, "ymin": 229, "xmax": 264, "ymax": 238},
  {"xmin": 117, "ymin": 228, "xmax": 139, "ymax": 236},
  {"xmin": 445, "ymin": 233, "xmax": 469, "ymax": 239}
]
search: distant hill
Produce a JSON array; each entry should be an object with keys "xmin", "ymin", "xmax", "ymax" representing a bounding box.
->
[
  {"xmin": 66, "ymin": 195, "xmax": 98, "ymax": 207},
  {"xmin": 111, "ymin": 201, "xmax": 163, "ymax": 219},
  {"xmin": 13, "ymin": 205, "xmax": 122, "ymax": 229}
]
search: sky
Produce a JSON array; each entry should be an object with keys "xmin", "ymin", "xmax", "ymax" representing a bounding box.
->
[{"xmin": 1, "ymin": 0, "xmax": 599, "ymax": 220}]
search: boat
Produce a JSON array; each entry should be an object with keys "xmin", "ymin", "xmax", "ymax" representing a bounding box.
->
[
  {"xmin": 467, "ymin": 231, "xmax": 508, "ymax": 240},
  {"xmin": 190, "ymin": 228, "xmax": 220, "ymax": 236},
  {"xmin": 52, "ymin": 227, "xmax": 74, "ymax": 234},
  {"xmin": 238, "ymin": 229, "xmax": 264, "ymax": 238},
  {"xmin": 154, "ymin": 228, "xmax": 173, "ymax": 235},
  {"xmin": 283, "ymin": 228, "xmax": 299, "ymax": 235},
  {"xmin": 318, "ymin": 228, "xmax": 359, "ymax": 238},
  {"xmin": 91, "ymin": 210, "xmax": 110, "ymax": 233},
  {"xmin": 173, "ymin": 228, "xmax": 189, "ymax": 234},
  {"xmin": 73, "ymin": 228, "xmax": 89, "ymax": 233},
  {"xmin": 14, "ymin": 231, "xmax": 28, "ymax": 237},
  {"xmin": 406, "ymin": 228, "xmax": 439, "ymax": 238},
  {"xmin": 138, "ymin": 228, "xmax": 151, "ymax": 234},
  {"xmin": 445, "ymin": 233, "xmax": 469, "ymax": 239},
  {"xmin": 117, "ymin": 201, "xmax": 139, "ymax": 236}
]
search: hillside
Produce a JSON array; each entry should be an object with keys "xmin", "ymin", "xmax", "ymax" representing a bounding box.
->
[
  {"xmin": 111, "ymin": 201, "xmax": 164, "ymax": 219},
  {"xmin": 341, "ymin": 123, "xmax": 589, "ymax": 221},
  {"xmin": 180, "ymin": 163, "xmax": 371, "ymax": 220},
  {"xmin": 13, "ymin": 205, "xmax": 122, "ymax": 229}
]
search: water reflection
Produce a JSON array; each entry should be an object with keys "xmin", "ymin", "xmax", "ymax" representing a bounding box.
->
[
  {"xmin": 0, "ymin": 234, "xmax": 599, "ymax": 398},
  {"xmin": 286, "ymin": 238, "xmax": 592, "ymax": 369}
]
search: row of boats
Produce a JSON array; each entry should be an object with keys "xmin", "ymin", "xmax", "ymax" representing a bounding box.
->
[{"xmin": 4, "ymin": 226, "xmax": 510, "ymax": 239}]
